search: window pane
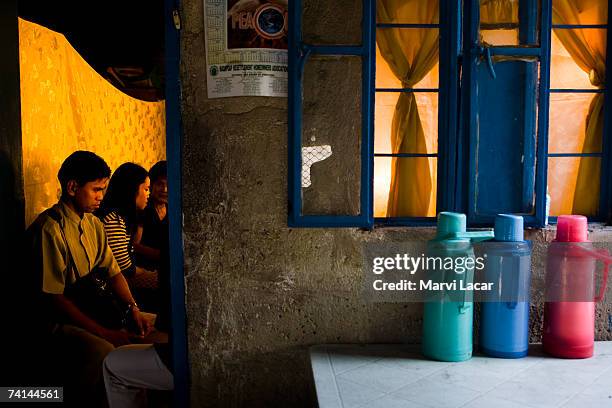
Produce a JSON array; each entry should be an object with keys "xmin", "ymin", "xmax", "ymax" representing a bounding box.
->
[
  {"xmin": 374, "ymin": 91, "xmax": 438, "ymax": 154},
  {"xmin": 376, "ymin": 0, "xmax": 439, "ymax": 24},
  {"xmin": 375, "ymin": 27, "xmax": 439, "ymax": 157},
  {"xmin": 550, "ymin": 30, "xmax": 605, "ymax": 89},
  {"xmin": 375, "ymin": 42, "xmax": 439, "ymax": 89},
  {"xmin": 480, "ymin": 0, "xmax": 519, "ymax": 25},
  {"xmin": 374, "ymin": 157, "xmax": 437, "ymax": 217},
  {"xmin": 548, "ymin": 93, "xmax": 602, "ymax": 154},
  {"xmin": 301, "ymin": 55, "xmax": 361, "ymax": 216},
  {"xmin": 480, "ymin": 29, "xmax": 520, "ymax": 45},
  {"xmin": 303, "ymin": 0, "xmax": 362, "ymax": 45},
  {"xmin": 552, "ymin": 0, "xmax": 607, "ymax": 25},
  {"xmin": 548, "ymin": 157, "xmax": 601, "ymax": 216},
  {"xmin": 480, "ymin": 0, "xmax": 540, "ymax": 46}
]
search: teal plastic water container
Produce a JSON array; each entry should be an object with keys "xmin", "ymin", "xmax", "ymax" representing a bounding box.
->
[
  {"xmin": 422, "ymin": 212, "xmax": 494, "ymax": 362},
  {"xmin": 480, "ymin": 214, "xmax": 532, "ymax": 358}
]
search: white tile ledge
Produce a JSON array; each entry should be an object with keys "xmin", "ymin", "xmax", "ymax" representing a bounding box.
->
[{"xmin": 310, "ymin": 342, "xmax": 612, "ymax": 408}]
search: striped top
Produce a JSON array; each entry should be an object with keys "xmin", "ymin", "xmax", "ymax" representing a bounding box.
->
[{"xmin": 101, "ymin": 211, "xmax": 135, "ymax": 275}]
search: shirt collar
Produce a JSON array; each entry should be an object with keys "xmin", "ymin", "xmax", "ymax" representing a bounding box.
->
[{"xmin": 58, "ymin": 199, "xmax": 84, "ymax": 226}]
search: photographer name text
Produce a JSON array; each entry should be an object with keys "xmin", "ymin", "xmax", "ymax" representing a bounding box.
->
[{"xmin": 373, "ymin": 279, "xmax": 494, "ymax": 291}]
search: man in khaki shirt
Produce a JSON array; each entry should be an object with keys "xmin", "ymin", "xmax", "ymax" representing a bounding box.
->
[{"xmin": 27, "ymin": 151, "xmax": 151, "ymax": 404}]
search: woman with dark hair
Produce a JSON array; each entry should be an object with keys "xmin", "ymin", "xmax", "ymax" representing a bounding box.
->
[{"xmin": 97, "ymin": 163, "xmax": 158, "ymax": 298}]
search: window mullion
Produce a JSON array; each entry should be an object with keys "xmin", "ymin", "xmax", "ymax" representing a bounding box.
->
[
  {"xmin": 600, "ymin": 0, "xmax": 612, "ymax": 222},
  {"xmin": 535, "ymin": 0, "xmax": 552, "ymax": 227},
  {"xmin": 364, "ymin": 0, "xmax": 376, "ymax": 227},
  {"xmin": 438, "ymin": 0, "xmax": 462, "ymax": 214}
]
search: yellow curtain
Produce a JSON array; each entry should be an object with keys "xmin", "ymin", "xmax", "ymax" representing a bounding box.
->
[
  {"xmin": 480, "ymin": 0, "xmax": 519, "ymax": 24},
  {"xmin": 552, "ymin": 0, "xmax": 607, "ymax": 215},
  {"xmin": 19, "ymin": 19, "xmax": 166, "ymax": 226},
  {"xmin": 378, "ymin": 0, "xmax": 439, "ymax": 217}
]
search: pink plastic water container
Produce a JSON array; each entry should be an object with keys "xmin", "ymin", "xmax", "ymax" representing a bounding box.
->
[{"xmin": 543, "ymin": 215, "xmax": 612, "ymax": 358}]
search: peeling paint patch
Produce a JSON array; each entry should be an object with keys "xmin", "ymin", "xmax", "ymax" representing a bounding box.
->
[{"xmin": 301, "ymin": 145, "xmax": 332, "ymax": 187}]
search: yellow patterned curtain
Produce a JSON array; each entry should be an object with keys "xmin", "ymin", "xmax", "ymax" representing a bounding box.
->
[
  {"xmin": 19, "ymin": 19, "xmax": 166, "ymax": 226},
  {"xmin": 480, "ymin": 0, "xmax": 519, "ymax": 24},
  {"xmin": 378, "ymin": 0, "xmax": 439, "ymax": 217},
  {"xmin": 552, "ymin": 0, "xmax": 607, "ymax": 215}
]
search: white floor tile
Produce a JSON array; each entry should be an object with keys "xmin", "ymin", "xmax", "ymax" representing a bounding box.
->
[
  {"xmin": 460, "ymin": 395, "xmax": 538, "ymax": 408},
  {"xmin": 338, "ymin": 362, "xmax": 423, "ymax": 393},
  {"xmin": 561, "ymin": 393, "xmax": 612, "ymax": 407},
  {"xmin": 376, "ymin": 352, "xmax": 451, "ymax": 376},
  {"xmin": 311, "ymin": 343, "xmax": 612, "ymax": 408},
  {"xmin": 486, "ymin": 379, "xmax": 583, "ymax": 408},
  {"xmin": 328, "ymin": 351, "xmax": 381, "ymax": 375},
  {"xmin": 356, "ymin": 394, "xmax": 430, "ymax": 408},
  {"xmin": 391, "ymin": 378, "xmax": 481, "ymax": 408},
  {"xmin": 335, "ymin": 378, "xmax": 385, "ymax": 408},
  {"xmin": 425, "ymin": 364, "xmax": 508, "ymax": 393}
]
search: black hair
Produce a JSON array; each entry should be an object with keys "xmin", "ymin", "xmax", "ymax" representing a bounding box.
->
[
  {"xmin": 97, "ymin": 162, "xmax": 148, "ymax": 231},
  {"xmin": 58, "ymin": 151, "xmax": 111, "ymax": 195},
  {"xmin": 149, "ymin": 160, "xmax": 167, "ymax": 183}
]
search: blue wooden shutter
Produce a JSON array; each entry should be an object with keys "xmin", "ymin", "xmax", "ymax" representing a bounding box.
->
[{"xmin": 461, "ymin": 0, "xmax": 551, "ymax": 227}]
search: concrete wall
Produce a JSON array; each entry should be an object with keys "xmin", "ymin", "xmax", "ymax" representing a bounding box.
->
[{"xmin": 180, "ymin": 1, "xmax": 612, "ymax": 406}]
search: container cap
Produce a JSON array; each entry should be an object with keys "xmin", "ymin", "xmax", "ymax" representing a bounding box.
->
[
  {"xmin": 494, "ymin": 214, "xmax": 524, "ymax": 241},
  {"xmin": 556, "ymin": 215, "xmax": 588, "ymax": 242},
  {"xmin": 436, "ymin": 212, "xmax": 466, "ymax": 238}
]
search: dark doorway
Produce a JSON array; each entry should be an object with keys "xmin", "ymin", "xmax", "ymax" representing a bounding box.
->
[{"xmin": 1, "ymin": 0, "xmax": 188, "ymax": 405}]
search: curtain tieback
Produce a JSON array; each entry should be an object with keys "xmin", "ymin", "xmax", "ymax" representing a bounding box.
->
[
  {"xmin": 401, "ymin": 81, "xmax": 417, "ymax": 89},
  {"xmin": 589, "ymin": 69, "xmax": 605, "ymax": 88}
]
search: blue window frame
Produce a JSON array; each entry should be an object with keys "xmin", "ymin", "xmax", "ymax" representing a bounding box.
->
[
  {"xmin": 288, "ymin": 0, "xmax": 375, "ymax": 228},
  {"xmin": 461, "ymin": 0, "xmax": 550, "ymax": 226},
  {"xmin": 288, "ymin": 0, "xmax": 612, "ymax": 228}
]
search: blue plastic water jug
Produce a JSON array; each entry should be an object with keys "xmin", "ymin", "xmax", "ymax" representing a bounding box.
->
[
  {"xmin": 422, "ymin": 212, "xmax": 494, "ymax": 362},
  {"xmin": 480, "ymin": 214, "xmax": 532, "ymax": 358}
]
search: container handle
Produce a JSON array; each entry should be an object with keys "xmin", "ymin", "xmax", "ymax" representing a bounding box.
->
[
  {"xmin": 458, "ymin": 290, "xmax": 470, "ymax": 314},
  {"xmin": 569, "ymin": 244, "xmax": 612, "ymax": 263},
  {"xmin": 567, "ymin": 245, "xmax": 611, "ymax": 303},
  {"xmin": 594, "ymin": 249, "xmax": 610, "ymax": 303},
  {"xmin": 457, "ymin": 273, "xmax": 471, "ymax": 314},
  {"xmin": 449, "ymin": 231, "xmax": 495, "ymax": 242},
  {"xmin": 504, "ymin": 260, "xmax": 519, "ymax": 309}
]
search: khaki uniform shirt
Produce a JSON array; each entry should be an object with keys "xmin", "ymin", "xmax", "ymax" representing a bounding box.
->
[{"xmin": 29, "ymin": 200, "xmax": 121, "ymax": 294}]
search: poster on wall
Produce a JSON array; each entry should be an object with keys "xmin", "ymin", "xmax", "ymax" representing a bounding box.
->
[{"xmin": 204, "ymin": 0, "xmax": 288, "ymax": 98}]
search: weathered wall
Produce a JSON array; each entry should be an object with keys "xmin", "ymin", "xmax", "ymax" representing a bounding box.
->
[{"xmin": 180, "ymin": 1, "xmax": 612, "ymax": 406}]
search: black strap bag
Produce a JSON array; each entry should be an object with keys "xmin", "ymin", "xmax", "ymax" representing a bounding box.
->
[
  {"xmin": 63, "ymin": 266, "xmax": 129, "ymax": 330},
  {"xmin": 47, "ymin": 208, "xmax": 130, "ymax": 330}
]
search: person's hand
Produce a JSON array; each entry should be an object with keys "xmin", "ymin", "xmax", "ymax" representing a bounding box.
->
[
  {"xmin": 101, "ymin": 328, "xmax": 131, "ymax": 347},
  {"xmin": 135, "ymin": 266, "xmax": 147, "ymax": 276},
  {"xmin": 131, "ymin": 308, "xmax": 153, "ymax": 338}
]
